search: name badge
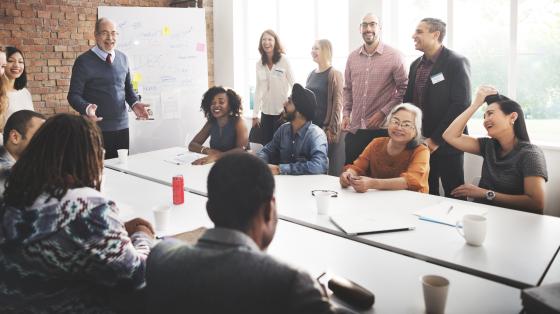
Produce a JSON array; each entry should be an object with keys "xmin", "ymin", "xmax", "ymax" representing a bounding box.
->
[
  {"xmin": 431, "ymin": 72, "xmax": 445, "ymax": 84},
  {"xmin": 273, "ymin": 68, "xmax": 285, "ymax": 77}
]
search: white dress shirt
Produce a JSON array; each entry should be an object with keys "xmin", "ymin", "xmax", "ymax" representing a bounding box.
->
[{"xmin": 253, "ymin": 56, "xmax": 295, "ymax": 117}]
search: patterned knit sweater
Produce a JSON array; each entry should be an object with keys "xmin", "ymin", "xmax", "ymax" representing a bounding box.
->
[{"xmin": 0, "ymin": 187, "xmax": 153, "ymax": 313}]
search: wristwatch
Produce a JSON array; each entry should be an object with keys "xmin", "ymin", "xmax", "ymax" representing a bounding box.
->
[{"xmin": 485, "ymin": 190, "xmax": 496, "ymax": 201}]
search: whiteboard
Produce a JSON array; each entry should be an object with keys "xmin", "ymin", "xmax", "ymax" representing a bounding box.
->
[{"xmin": 98, "ymin": 6, "xmax": 208, "ymax": 154}]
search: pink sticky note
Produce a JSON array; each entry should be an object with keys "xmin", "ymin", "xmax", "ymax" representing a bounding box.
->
[{"xmin": 196, "ymin": 42, "xmax": 206, "ymax": 52}]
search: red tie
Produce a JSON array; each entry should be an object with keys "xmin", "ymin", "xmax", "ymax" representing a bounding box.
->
[{"xmin": 106, "ymin": 53, "xmax": 112, "ymax": 64}]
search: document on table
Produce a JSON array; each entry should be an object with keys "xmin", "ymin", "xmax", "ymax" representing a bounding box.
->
[
  {"xmin": 414, "ymin": 201, "xmax": 488, "ymax": 227},
  {"xmin": 164, "ymin": 152, "xmax": 202, "ymax": 165},
  {"xmin": 330, "ymin": 213, "xmax": 416, "ymax": 236}
]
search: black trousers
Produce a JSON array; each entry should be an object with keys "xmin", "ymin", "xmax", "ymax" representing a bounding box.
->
[
  {"xmin": 102, "ymin": 128, "xmax": 129, "ymax": 159},
  {"xmin": 344, "ymin": 129, "xmax": 388, "ymax": 165},
  {"xmin": 429, "ymin": 150, "xmax": 465, "ymax": 197},
  {"xmin": 260, "ymin": 113, "xmax": 282, "ymax": 145}
]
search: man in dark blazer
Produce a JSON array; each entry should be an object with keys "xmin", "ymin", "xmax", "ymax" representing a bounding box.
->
[
  {"xmin": 404, "ymin": 18, "xmax": 472, "ymax": 197},
  {"xmin": 146, "ymin": 153, "xmax": 351, "ymax": 314}
]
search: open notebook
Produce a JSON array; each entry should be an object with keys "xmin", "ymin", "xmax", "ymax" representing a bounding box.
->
[
  {"xmin": 414, "ymin": 201, "xmax": 488, "ymax": 227},
  {"xmin": 330, "ymin": 214, "xmax": 415, "ymax": 236}
]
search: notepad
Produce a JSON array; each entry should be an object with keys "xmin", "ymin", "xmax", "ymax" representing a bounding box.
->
[
  {"xmin": 413, "ymin": 201, "xmax": 488, "ymax": 227},
  {"xmin": 330, "ymin": 214, "xmax": 415, "ymax": 236},
  {"xmin": 164, "ymin": 153, "xmax": 201, "ymax": 165}
]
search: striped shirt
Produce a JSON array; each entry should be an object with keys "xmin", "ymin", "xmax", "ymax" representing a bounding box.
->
[{"xmin": 343, "ymin": 42, "xmax": 408, "ymax": 133}]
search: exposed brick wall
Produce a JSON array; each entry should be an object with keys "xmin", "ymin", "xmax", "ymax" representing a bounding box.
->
[{"xmin": 0, "ymin": 0, "xmax": 214, "ymax": 116}]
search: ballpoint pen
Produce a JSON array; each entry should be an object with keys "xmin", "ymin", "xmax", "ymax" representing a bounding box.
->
[
  {"xmin": 164, "ymin": 159, "xmax": 181, "ymax": 165},
  {"xmin": 447, "ymin": 205, "xmax": 454, "ymax": 214}
]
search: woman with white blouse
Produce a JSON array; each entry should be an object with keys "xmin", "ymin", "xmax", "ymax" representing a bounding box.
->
[
  {"xmin": 253, "ymin": 30, "xmax": 295, "ymax": 145},
  {"xmin": 3, "ymin": 46, "xmax": 34, "ymax": 124}
]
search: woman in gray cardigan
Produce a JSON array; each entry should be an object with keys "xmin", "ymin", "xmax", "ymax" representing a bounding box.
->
[{"xmin": 306, "ymin": 39, "xmax": 344, "ymax": 175}]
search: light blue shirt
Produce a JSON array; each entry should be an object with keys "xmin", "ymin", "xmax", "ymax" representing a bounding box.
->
[
  {"xmin": 257, "ymin": 121, "xmax": 328, "ymax": 175},
  {"xmin": 91, "ymin": 45, "xmax": 115, "ymax": 63}
]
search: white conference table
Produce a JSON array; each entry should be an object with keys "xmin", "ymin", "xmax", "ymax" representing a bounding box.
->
[
  {"xmin": 104, "ymin": 147, "xmax": 210, "ymax": 196},
  {"xmin": 274, "ymin": 175, "xmax": 560, "ymax": 289},
  {"xmin": 102, "ymin": 168, "xmax": 522, "ymax": 313},
  {"xmin": 541, "ymin": 250, "xmax": 560, "ymax": 286},
  {"xmin": 103, "ymin": 147, "xmax": 560, "ymax": 288}
]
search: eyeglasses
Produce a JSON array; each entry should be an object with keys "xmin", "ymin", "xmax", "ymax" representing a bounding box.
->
[
  {"xmin": 389, "ymin": 118, "xmax": 415, "ymax": 131},
  {"xmin": 98, "ymin": 31, "xmax": 119, "ymax": 38},
  {"xmin": 311, "ymin": 190, "xmax": 338, "ymax": 197},
  {"xmin": 360, "ymin": 22, "xmax": 378, "ymax": 29}
]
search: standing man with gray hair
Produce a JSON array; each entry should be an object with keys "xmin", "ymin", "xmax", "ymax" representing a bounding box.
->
[
  {"xmin": 68, "ymin": 18, "xmax": 150, "ymax": 159},
  {"xmin": 342, "ymin": 13, "xmax": 409, "ymax": 165},
  {"xmin": 404, "ymin": 18, "xmax": 472, "ymax": 197}
]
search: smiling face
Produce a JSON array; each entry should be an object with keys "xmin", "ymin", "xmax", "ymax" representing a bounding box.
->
[
  {"xmin": 360, "ymin": 14, "xmax": 381, "ymax": 46},
  {"xmin": 311, "ymin": 42, "xmax": 322, "ymax": 64},
  {"xmin": 483, "ymin": 103, "xmax": 517, "ymax": 138},
  {"xmin": 0, "ymin": 52, "xmax": 6, "ymax": 77},
  {"xmin": 5, "ymin": 52, "xmax": 24, "ymax": 80},
  {"xmin": 388, "ymin": 109, "xmax": 417, "ymax": 145},
  {"xmin": 261, "ymin": 32, "xmax": 276, "ymax": 55},
  {"xmin": 210, "ymin": 93, "xmax": 230, "ymax": 119},
  {"xmin": 95, "ymin": 19, "xmax": 118, "ymax": 52},
  {"xmin": 412, "ymin": 21, "xmax": 439, "ymax": 52}
]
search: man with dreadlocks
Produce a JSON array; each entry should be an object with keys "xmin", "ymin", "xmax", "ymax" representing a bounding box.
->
[{"xmin": 0, "ymin": 114, "xmax": 155, "ymax": 313}]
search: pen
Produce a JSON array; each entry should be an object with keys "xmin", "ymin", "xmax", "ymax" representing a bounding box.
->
[
  {"xmin": 164, "ymin": 159, "xmax": 181, "ymax": 165},
  {"xmin": 447, "ymin": 205, "xmax": 454, "ymax": 214}
]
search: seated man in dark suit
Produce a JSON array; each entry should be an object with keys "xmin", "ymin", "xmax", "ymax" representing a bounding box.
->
[{"xmin": 146, "ymin": 153, "xmax": 351, "ymax": 314}]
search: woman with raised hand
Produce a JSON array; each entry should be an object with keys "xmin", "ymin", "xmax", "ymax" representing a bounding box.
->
[
  {"xmin": 340, "ymin": 103, "xmax": 430, "ymax": 193},
  {"xmin": 253, "ymin": 29, "xmax": 295, "ymax": 145},
  {"xmin": 0, "ymin": 114, "xmax": 155, "ymax": 313},
  {"xmin": 189, "ymin": 86, "xmax": 248, "ymax": 165},
  {"xmin": 443, "ymin": 85, "xmax": 547, "ymax": 214}
]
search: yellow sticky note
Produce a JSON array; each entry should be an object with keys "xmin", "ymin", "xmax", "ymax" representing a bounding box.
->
[
  {"xmin": 162, "ymin": 26, "xmax": 171, "ymax": 36},
  {"xmin": 133, "ymin": 72, "xmax": 143, "ymax": 83}
]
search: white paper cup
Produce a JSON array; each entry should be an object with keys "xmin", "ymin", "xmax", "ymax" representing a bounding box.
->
[
  {"xmin": 456, "ymin": 214, "xmax": 487, "ymax": 246},
  {"xmin": 314, "ymin": 191, "xmax": 332, "ymax": 215},
  {"xmin": 153, "ymin": 204, "xmax": 171, "ymax": 232},
  {"xmin": 117, "ymin": 149, "xmax": 128, "ymax": 164},
  {"xmin": 421, "ymin": 274, "xmax": 449, "ymax": 314}
]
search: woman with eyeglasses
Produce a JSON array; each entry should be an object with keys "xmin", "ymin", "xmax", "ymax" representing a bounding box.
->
[
  {"xmin": 443, "ymin": 85, "xmax": 547, "ymax": 214},
  {"xmin": 340, "ymin": 103, "xmax": 430, "ymax": 193}
]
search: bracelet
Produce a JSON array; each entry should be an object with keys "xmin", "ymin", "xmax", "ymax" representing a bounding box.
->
[{"xmin": 200, "ymin": 146, "xmax": 206, "ymax": 154}]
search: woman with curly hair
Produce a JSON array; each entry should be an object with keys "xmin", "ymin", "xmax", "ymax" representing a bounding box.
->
[{"xmin": 188, "ymin": 86, "xmax": 248, "ymax": 165}]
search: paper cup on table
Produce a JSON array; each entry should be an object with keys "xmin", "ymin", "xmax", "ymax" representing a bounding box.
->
[
  {"xmin": 153, "ymin": 204, "xmax": 171, "ymax": 232},
  {"xmin": 456, "ymin": 214, "xmax": 487, "ymax": 246},
  {"xmin": 117, "ymin": 149, "xmax": 128, "ymax": 164},
  {"xmin": 312, "ymin": 190, "xmax": 336, "ymax": 215},
  {"xmin": 421, "ymin": 274, "xmax": 449, "ymax": 314}
]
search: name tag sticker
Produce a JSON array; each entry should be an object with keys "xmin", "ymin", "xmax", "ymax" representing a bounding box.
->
[
  {"xmin": 273, "ymin": 68, "xmax": 285, "ymax": 77},
  {"xmin": 431, "ymin": 72, "xmax": 445, "ymax": 84}
]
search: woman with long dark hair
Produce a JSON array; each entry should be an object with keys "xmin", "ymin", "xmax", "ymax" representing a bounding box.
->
[
  {"xmin": 443, "ymin": 85, "xmax": 548, "ymax": 214},
  {"xmin": 0, "ymin": 114, "xmax": 155, "ymax": 312},
  {"xmin": 252, "ymin": 30, "xmax": 295, "ymax": 145},
  {"xmin": 2, "ymin": 46, "xmax": 34, "ymax": 123}
]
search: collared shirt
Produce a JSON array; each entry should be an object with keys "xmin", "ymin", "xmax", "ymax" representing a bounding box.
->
[
  {"xmin": 412, "ymin": 46, "xmax": 443, "ymax": 109},
  {"xmin": 343, "ymin": 42, "xmax": 408, "ymax": 133},
  {"xmin": 254, "ymin": 56, "xmax": 295, "ymax": 117},
  {"xmin": 91, "ymin": 45, "xmax": 115, "ymax": 63},
  {"xmin": 257, "ymin": 121, "xmax": 328, "ymax": 175},
  {"xmin": 197, "ymin": 228, "xmax": 261, "ymax": 252}
]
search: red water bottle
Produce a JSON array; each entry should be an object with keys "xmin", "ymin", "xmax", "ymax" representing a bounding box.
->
[{"xmin": 172, "ymin": 175, "xmax": 184, "ymax": 205}]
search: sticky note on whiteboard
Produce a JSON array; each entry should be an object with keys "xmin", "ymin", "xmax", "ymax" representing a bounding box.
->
[
  {"xmin": 162, "ymin": 26, "xmax": 171, "ymax": 36},
  {"xmin": 196, "ymin": 42, "xmax": 206, "ymax": 52}
]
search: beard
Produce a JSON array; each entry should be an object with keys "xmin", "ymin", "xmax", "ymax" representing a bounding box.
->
[
  {"xmin": 362, "ymin": 32, "xmax": 377, "ymax": 45},
  {"xmin": 283, "ymin": 109, "xmax": 296, "ymax": 122}
]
